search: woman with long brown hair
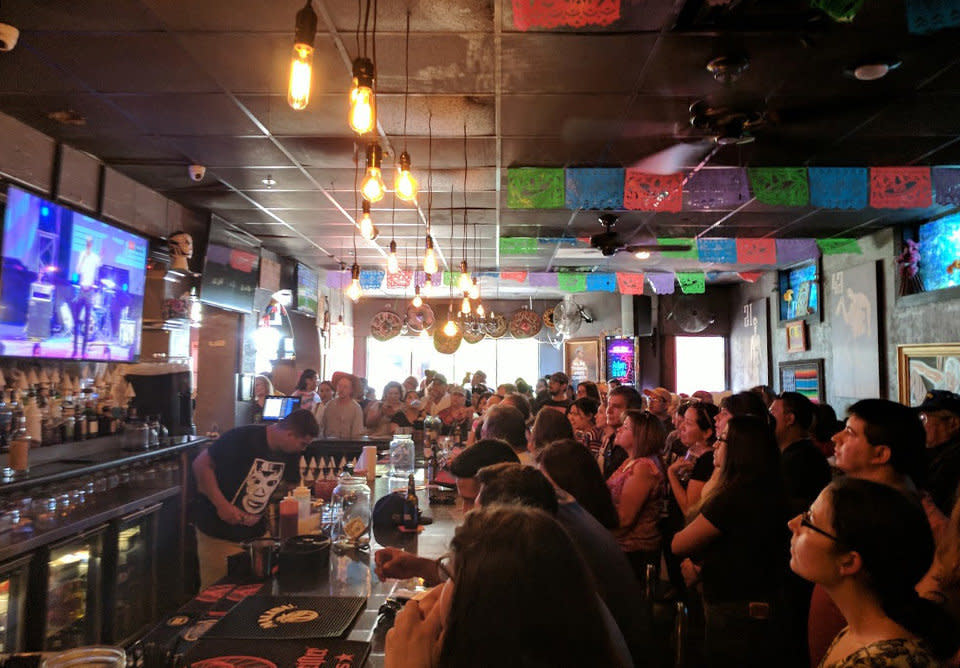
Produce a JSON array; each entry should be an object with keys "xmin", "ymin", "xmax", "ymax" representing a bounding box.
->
[{"xmin": 606, "ymin": 409, "xmax": 668, "ymax": 578}]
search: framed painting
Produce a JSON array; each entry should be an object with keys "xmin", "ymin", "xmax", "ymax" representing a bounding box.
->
[
  {"xmin": 778, "ymin": 259, "xmax": 822, "ymax": 325},
  {"xmin": 897, "ymin": 343, "xmax": 960, "ymax": 407},
  {"xmin": 564, "ymin": 337, "xmax": 601, "ymax": 387},
  {"xmin": 730, "ymin": 298, "xmax": 770, "ymax": 390},
  {"xmin": 827, "ymin": 261, "xmax": 881, "ymax": 400},
  {"xmin": 780, "ymin": 359, "xmax": 825, "ymax": 404},
  {"xmin": 785, "ymin": 319, "xmax": 807, "ymax": 353}
]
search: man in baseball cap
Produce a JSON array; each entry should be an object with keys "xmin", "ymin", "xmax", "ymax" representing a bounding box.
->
[
  {"xmin": 643, "ymin": 387, "xmax": 673, "ymax": 431},
  {"xmin": 540, "ymin": 371, "xmax": 572, "ymax": 414},
  {"xmin": 448, "ymin": 438, "xmax": 520, "ymax": 501},
  {"xmin": 918, "ymin": 390, "xmax": 960, "ymax": 513}
]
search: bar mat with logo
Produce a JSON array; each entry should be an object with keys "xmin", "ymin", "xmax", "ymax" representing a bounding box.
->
[
  {"xmin": 184, "ymin": 638, "xmax": 370, "ymax": 667},
  {"xmin": 204, "ymin": 595, "xmax": 366, "ymax": 639}
]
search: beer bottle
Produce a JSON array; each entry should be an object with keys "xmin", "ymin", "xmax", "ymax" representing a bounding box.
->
[{"xmin": 402, "ymin": 473, "xmax": 419, "ymax": 530}]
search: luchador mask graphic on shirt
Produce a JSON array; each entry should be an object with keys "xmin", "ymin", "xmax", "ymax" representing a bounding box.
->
[{"xmin": 232, "ymin": 459, "xmax": 285, "ymax": 515}]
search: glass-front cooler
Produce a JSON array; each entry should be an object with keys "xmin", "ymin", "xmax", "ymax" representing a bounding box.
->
[
  {"xmin": 42, "ymin": 526, "xmax": 105, "ymax": 651},
  {"xmin": 0, "ymin": 555, "xmax": 30, "ymax": 653},
  {"xmin": 108, "ymin": 503, "xmax": 160, "ymax": 644}
]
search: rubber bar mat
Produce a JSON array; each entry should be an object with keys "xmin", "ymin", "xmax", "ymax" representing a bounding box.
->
[
  {"xmin": 184, "ymin": 638, "xmax": 370, "ymax": 667},
  {"xmin": 203, "ymin": 595, "xmax": 367, "ymax": 639}
]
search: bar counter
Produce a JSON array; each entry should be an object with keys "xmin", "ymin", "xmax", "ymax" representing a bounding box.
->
[{"xmin": 136, "ymin": 470, "xmax": 465, "ymax": 667}]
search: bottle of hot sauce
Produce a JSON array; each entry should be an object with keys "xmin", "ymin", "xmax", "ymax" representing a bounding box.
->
[{"xmin": 402, "ymin": 473, "xmax": 419, "ymax": 531}]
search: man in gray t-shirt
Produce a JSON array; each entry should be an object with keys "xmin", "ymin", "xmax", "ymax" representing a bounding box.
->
[{"xmin": 320, "ymin": 375, "xmax": 364, "ymax": 438}]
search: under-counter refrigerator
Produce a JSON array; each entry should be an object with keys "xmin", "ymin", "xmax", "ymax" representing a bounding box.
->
[
  {"xmin": 36, "ymin": 526, "xmax": 106, "ymax": 651},
  {"xmin": 0, "ymin": 555, "xmax": 30, "ymax": 653},
  {"xmin": 104, "ymin": 504, "xmax": 160, "ymax": 645}
]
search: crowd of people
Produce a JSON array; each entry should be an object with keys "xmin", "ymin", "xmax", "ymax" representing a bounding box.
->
[{"xmin": 237, "ymin": 365, "xmax": 960, "ymax": 667}]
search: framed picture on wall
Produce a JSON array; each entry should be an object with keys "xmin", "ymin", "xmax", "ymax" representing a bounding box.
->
[
  {"xmin": 897, "ymin": 343, "xmax": 960, "ymax": 407},
  {"xmin": 785, "ymin": 320, "xmax": 808, "ymax": 353},
  {"xmin": 780, "ymin": 359, "xmax": 825, "ymax": 404},
  {"xmin": 778, "ymin": 260, "xmax": 822, "ymax": 325},
  {"xmin": 564, "ymin": 337, "xmax": 601, "ymax": 387}
]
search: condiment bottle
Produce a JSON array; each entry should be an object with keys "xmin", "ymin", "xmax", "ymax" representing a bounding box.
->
[
  {"xmin": 9, "ymin": 415, "xmax": 31, "ymax": 473},
  {"xmin": 403, "ymin": 473, "xmax": 419, "ymax": 531},
  {"xmin": 279, "ymin": 495, "xmax": 299, "ymax": 541}
]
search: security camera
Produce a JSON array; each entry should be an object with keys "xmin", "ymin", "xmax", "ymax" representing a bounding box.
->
[
  {"xmin": 188, "ymin": 164, "xmax": 206, "ymax": 182},
  {"xmin": 0, "ymin": 24, "xmax": 19, "ymax": 52}
]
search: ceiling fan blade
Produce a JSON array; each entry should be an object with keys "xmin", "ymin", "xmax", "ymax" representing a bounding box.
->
[
  {"xmin": 629, "ymin": 139, "xmax": 716, "ymax": 174},
  {"xmin": 623, "ymin": 243, "xmax": 693, "ymax": 253}
]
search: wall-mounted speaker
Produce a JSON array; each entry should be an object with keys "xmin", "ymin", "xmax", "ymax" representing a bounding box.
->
[{"xmin": 634, "ymin": 295, "xmax": 653, "ymax": 337}]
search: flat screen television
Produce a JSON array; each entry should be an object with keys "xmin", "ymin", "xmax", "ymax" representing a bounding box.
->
[
  {"xmin": 0, "ymin": 184, "xmax": 149, "ymax": 361},
  {"xmin": 295, "ymin": 262, "xmax": 319, "ymax": 315},
  {"xmin": 777, "ymin": 260, "xmax": 820, "ymax": 323},
  {"xmin": 199, "ymin": 216, "xmax": 260, "ymax": 314}
]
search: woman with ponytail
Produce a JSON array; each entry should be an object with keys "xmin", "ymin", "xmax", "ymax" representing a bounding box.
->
[{"xmin": 789, "ymin": 477, "xmax": 959, "ymax": 667}]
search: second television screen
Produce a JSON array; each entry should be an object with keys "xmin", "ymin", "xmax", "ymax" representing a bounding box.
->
[{"xmin": 0, "ymin": 185, "xmax": 149, "ymax": 361}]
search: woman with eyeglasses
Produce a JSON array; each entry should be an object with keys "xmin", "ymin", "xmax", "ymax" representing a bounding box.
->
[
  {"xmin": 667, "ymin": 401, "xmax": 720, "ymax": 516},
  {"xmin": 606, "ymin": 409, "xmax": 668, "ymax": 579},
  {"xmin": 384, "ymin": 505, "xmax": 623, "ymax": 668},
  {"xmin": 789, "ymin": 478, "xmax": 958, "ymax": 667},
  {"xmin": 672, "ymin": 415, "xmax": 788, "ymax": 667}
]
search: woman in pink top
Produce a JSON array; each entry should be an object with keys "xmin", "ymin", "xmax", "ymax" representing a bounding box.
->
[{"xmin": 607, "ymin": 409, "xmax": 667, "ymax": 580}]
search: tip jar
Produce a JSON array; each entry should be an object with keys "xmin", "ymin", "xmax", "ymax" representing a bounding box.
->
[{"xmin": 330, "ymin": 471, "xmax": 371, "ymax": 551}]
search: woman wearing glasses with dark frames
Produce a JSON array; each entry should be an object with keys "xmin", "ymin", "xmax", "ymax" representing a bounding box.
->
[
  {"xmin": 788, "ymin": 478, "xmax": 958, "ymax": 667},
  {"xmin": 671, "ymin": 415, "xmax": 787, "ymax": 668}
]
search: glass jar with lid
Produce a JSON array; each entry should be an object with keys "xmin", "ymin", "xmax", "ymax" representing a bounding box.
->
[
  {"xmin": 388, "ymin": 433, "xmax": 415, "ymax": 478},
  {"xmin": 330, "ymin": 472, "xmax": 371, "ymax": 551}
]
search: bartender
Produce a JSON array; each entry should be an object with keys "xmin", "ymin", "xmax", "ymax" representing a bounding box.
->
[{"xmin": 192, "ymin": 409, "xmax": 319, "ymax": 587}]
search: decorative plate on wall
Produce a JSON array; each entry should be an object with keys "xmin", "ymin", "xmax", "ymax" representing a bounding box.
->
[
  {"xmin": 370, "ymin": 310, "xmax": 404, "ymax": 341},
  {"xmin": 434, "ymin": 326, "xmax": 463, "ymax": 354},
  {"xmin": 542, "ymin": 307, "xmax": 555, "ymax": 329},
  {"xmin": 406, "ymin": 303, "xmax": 435, "ymax": 332},
  {"xmin": 509, "ymin": 308, "xmax": 543, "ymax": 339},
  {"xmin": 462, "ymin": 325, "xmax": 485, "ymax": 344},
  {"xmin": 485, "ymin": 313, "xmax": 508, "ymax": 338}
]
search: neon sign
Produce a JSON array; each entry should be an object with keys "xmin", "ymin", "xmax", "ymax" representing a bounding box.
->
[{"xmin": 605, "ymin": 336, "xmax": 636, "ymax": 384}]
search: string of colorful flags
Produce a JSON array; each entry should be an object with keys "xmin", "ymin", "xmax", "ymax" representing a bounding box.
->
[
  {"xmin": 510, "ymin": 0, "xmax": 960, "ymax": 35},
  {"xmin": 324, "ymin": 232, "xmax": 861, "ymax": 297},
  {"xmin": 507, "ymin": 166, "xmax": 960, "ymax": 212}
]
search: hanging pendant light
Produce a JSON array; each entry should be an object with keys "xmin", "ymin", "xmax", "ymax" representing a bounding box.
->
[
  {"xmin": 349, "ymin": 57, "xmax": 376, "ymax": 134},
  {"xmin": 457, "ymin": 260, "xmax": 472, "ymax": 292},
  {"xmin": 387, "ymin": 240, "xmax": 400, "ymax": 274},
  {"xmin": 287, "ymin": 1, "xmax": 318, "ymax": 110},
  {"xmin": 423, "ymin": 235, "xmax": 439, "ymax": 274},
  {"xmin": 460, "ymin": 293, "xmax": 471, "ymax": 315},
  {"xmin": 443, "ymin": 316, "xmax": 459, "ymax": 337},
  {"xmin": 412, "ymin": 284, "xmax": 423, "ymax": 308},
  {"xmin": 468, "ymin": 275, "xmax": 480, "ymax": 300},
  {"xmin": 394, "ymin": 151, "xmax": 418, "ymax": 202},
  {"xmin": 359, "ymin": 200, "xmax": 379, "ymax": 240},
  {"xmin": 346, "ymin": 263, "xmax": 363, "ymax": 302},
  {"xmin": 360, "ymin": 143, "xmax": 385, "ymax": 202},
  {"xmin": 475, "ymin": 301, "xmax": 485, "ymax": 318}
]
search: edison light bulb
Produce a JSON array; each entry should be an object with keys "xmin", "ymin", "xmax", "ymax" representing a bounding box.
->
[
  {"xmin": 359, "ymin": 202, "xmax": 377, "ymax": 240},
  {"xmin": 346, "ymin": 278, "xmax": 363, "ymax": 302},
  {"xmin": 476, "ymin": 302, "xmax": 485, "ymax": 318},
  {"xmin": 349, "ymin": 58, "xmax": 375, "ymax": 134},
  {"xmin": 394, "ymin": 151, "xmax": 418, "ymax": 202},
  {"xmin": 361, "ymin": 166, "xmax": 385, "ymax": 203},
  {"xmin": 387, "ymin": 240, "xmax": 400, "ymax": 274},
  {"xmin": 461, "ymin": 295, "xmax": 471, "ymax": 314},
  {"xmin": 412, "ymin": 286, "xmax": 423, "ymax": 308},
  {"xmin": 468, "ymin": 278, "xmax": 480, "ymax": 300},
  {"xmin": 423, "ymin": 236, "xmax": 439, "ymax": 274},
  {"xmin": 457, "ymin": 262, "xmax": 473, "ymax": 292},
  {"xmin": 287, "ymin": 2, "xmax": 317, "ymax": 110},
  {"xmin": 443, "ymin": 319, "xmax": 458, "ymax": 336},
  {"xmin": 635, "ymin": 250, "xmax": 651, "ymax": 260},
  {"xmin": 288, "ymin": 44, "xmax": 314, "ymax": 110}
]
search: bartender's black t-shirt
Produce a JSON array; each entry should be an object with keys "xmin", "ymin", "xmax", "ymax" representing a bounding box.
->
[{"xmin": 193, "ymin": 425, "xmax": 296, "ymax": 542}]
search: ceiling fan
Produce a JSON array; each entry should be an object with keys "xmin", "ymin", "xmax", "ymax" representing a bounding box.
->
[{"xmin": 590, "ymin": 214, "xmax": 692, "ymax": 257}]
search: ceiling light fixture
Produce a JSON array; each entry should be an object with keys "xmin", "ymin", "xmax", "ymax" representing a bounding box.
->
[
  {"xmin": 262, "ymin": 174, "xmax": 276, "ymax": 188},
  {"xmin": 457, "ymin": 260, "xmax": 472, "ymax": 292},
  {"xmin": 361, "ymin": 143, "xmax": 385, "ymax": 202},
  {"xmin": 423, "ymin": 235, "xmax": 439, "ymax": 274},
  {"xmin": 387, "ymin": 239, "xmax": 400, "ymax": 274},
  {"xmin": 346, "ymin": 262, "xmax": 363, "ymax": 302},
  {"xmin": 850, "ymin": 59, "xmax": 901, "ymax": 81},
  {"xmin": 394, "ymin": 12, "xmax": 417, "ymax": 202},
  {"xmin": 359, "ymin": 200, "xmax": 378, "ymax": 240},
  {"xmin": 349, "ymin": 57, "xmax": 376, "ymax": 134},
  {"xmin": 443, "ymin": 315, "xmax": 459, "ymax": 337},
  {"xmin": 475, "ymin": 302, "xmax": 485, "ymax": 318},
  {"xmin": 287, "ymin": 0, "xmax": 318, "ymax": 111},
  {"xmin": 468, "ymin": 276, "xmax": 480, "ymax": 300},
  {"xmin": 460, "ymin": 294, "xmax": 471, "ymax": 315},
  {"xmin": 635, "ymin": 250, "xmax": 651, "ymax": 260},
  {"xmin": 412, "ymin": 284, "xmax": 423, "ymax": 308}
]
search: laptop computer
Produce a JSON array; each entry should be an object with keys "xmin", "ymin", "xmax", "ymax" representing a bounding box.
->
[{"xmin": 261, "ymin": 395, "xmax": 301, "ymax": 421}]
